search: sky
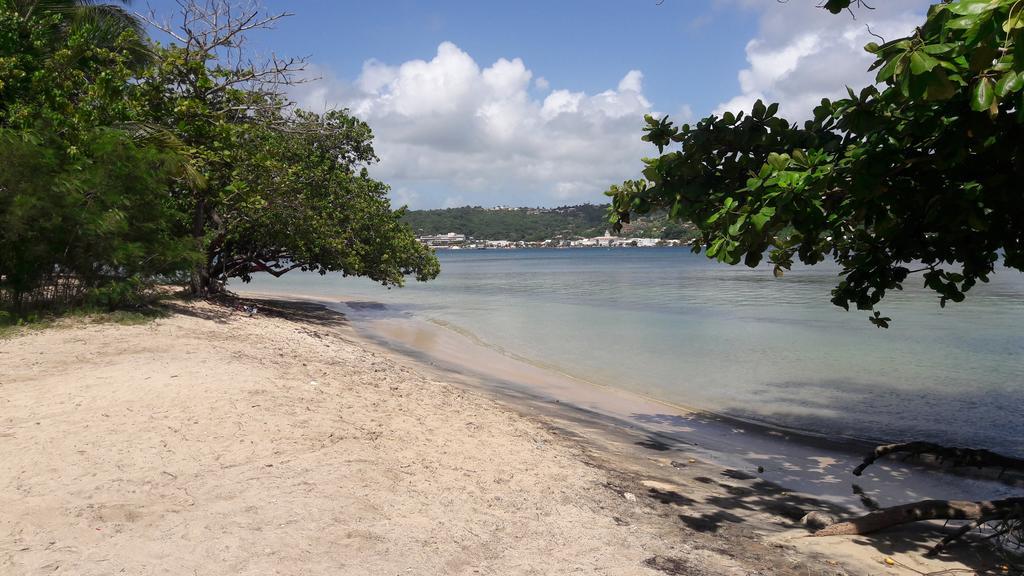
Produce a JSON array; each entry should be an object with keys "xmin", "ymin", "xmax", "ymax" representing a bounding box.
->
[{"xmin": 140, "ymin": 0, "xmax": 932, "ymax": 209}]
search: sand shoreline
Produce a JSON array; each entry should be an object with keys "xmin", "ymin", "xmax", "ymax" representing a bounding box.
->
[
  {"xmin": 0, "ymin": 297, "xmax": 1007, "ymax": 574},
  {"xmin": 240, "ymin": 290, "xmax": 1020, "ymax": 509}
]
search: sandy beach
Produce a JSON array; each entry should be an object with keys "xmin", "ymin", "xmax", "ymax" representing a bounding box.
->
[{"xmin": 0, "ymin": 298, "xmax": 1007, "ymax": 575}]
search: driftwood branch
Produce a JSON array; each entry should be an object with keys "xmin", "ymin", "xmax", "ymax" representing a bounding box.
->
[
  {"xmin": 814, "ymin": 497, "xmax": 1024, "ymax": 537},
  {"xmin": 816, "ymin": 441, "xmax": 1024, "ymax": 556},
  {"xmin": 852, "ymin": 441, "xmax": 1024, "ymax": 477}
]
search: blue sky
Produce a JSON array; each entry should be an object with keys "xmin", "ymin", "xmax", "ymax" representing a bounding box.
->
[
  {"xmin": 140, "ymin": 1, "xmax": 931, "ymax": 209},
  {"xmin": 231, "ymin": 1, "xmax": 758, "ymax": 118}
]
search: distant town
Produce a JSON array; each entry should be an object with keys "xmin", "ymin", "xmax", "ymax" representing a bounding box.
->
[{"xmin": 417, "ymin": 231, "xmax": 685, "ymax": 249}]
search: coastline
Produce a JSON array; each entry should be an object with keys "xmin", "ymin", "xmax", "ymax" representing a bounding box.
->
[
  {"xmin": 243, "ymin": 292, "xmax": 1015, "ymax": 570},
  {"xmin": 242, "ymin": 290, "xmax": 1020, "ymax": 505},
  {"xmin": 0, "ymin": 297, "xmax": 1009, "ymax": 574}
]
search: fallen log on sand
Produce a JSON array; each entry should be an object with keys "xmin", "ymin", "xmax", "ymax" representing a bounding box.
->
[{"xmin": 814, "ymin": 442, "xmax": 1023, "ymax": 556}]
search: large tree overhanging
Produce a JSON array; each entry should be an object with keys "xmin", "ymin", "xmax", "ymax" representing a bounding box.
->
[
  {"xmin": 606, "ymin": 0, "xmax": 1023, "ymax": 554},
  {"xmin": 2, "ymin": 0, "xmax": 438, "ymax": 309},
  {"xmin": 137, "ymin": 0, "xmax": 439, "ymax": 295},
  {"xmin": 608, "ymin": 0, "xmax": 1023, "ymax": 328},
  {"xmin": 209, "ymin": 110, "xmax": 440, "ymax": 287}
]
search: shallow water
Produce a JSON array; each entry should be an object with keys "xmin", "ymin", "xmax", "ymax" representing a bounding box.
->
[{"xmin": 239, "ymin": 248, "xmax": 1024, "ymax": 457}]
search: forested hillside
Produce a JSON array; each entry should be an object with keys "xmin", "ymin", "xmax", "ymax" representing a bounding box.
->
[{"xmin": 403, "ymin": 204, "xmax": 695, "ymax": 242}]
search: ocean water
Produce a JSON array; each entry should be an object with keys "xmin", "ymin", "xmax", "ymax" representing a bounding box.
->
[{"xmin": 239, "ymin": 248, "xmax": 1024, "ymax": 456}]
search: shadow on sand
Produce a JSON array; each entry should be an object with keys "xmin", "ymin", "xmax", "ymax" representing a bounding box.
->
[
  {"xmin": 437, "ymin": 374, "xmax": 1020, "ymax": 573},
  {"xmin": 623, "ymin": 422, "xmax": 1021, "ymax": 574},
  {"xmin": 163, "ymin": 295, "xmax": 349, "ymax": 329}
]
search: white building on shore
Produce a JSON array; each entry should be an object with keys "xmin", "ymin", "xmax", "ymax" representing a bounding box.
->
[{"xmin": 418, "ymin": 232, "xmax": 466, "ymax": 247}]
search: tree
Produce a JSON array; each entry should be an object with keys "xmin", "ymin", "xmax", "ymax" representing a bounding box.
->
[
  {"xmin": 1, "ymin": 0, "xmax": 195, "ymax": 311},
  {"xmin": 2, "ymin": 0, "xmax": 437, "ymax": 311},
  {"xmin": 0, "ymin": 128, "xmax": 196, "ymax": 310},
  {"xmin": 607, "ymin": 0, "xmax": 1023, "ymax": 553},
  {"xmin": 207, "ymin": 109, "xmax": 440, "ymax": 286},
  {"xmin": 137, "ymin": 0, "xmax": 438, "ymax": 295},
  {"xmin": 608, "ymin": 0, "xmax": 1024, "ymax": 328}
]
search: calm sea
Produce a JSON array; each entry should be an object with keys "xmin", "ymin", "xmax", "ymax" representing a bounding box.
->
[{"xmin": 239, "ymin": 248, "xmax": 1024, "ymax": 457}]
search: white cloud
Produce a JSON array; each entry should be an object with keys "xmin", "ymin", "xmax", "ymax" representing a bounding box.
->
[
  {"xmin": 714, "ymin": 1, "xmax": 932, "ymax": 120},
  {"xmin": 617, "ymin": 70, "xmax": 644, "ymax": 93},
  {"xmin": 291, "ymin": 42, "xmax": 655, "ymax": 208}
]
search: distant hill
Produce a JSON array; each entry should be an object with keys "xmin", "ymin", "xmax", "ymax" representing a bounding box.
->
[{"xmin": 401, "ymin": 204, "xmax": 696, "ymax": 242}]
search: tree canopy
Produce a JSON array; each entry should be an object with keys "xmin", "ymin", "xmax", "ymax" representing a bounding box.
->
[
  {"xmin": 132, "ymin": 5, "xmax": 439, "ymax": 294},
  {"xmin": 607, "ymin": 0, "xmax": 1023, "ymax": 326},
  {"xmin": 0, "ymin": 0, "xmax": 438, "ymax": 311},
  {"xmin": 1, "ymin": 0, "xmax": 194, "ymax": 310}
]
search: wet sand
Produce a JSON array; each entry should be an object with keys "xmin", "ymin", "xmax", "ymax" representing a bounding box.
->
[{"xmin": 1, "ymin": 296, "xmax": 1012, "ymax": 574}]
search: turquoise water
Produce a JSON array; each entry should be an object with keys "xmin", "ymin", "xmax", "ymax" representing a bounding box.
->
[{"xmin": 240, "ymin": 248, "xmax": 1024, "ymax": 456}]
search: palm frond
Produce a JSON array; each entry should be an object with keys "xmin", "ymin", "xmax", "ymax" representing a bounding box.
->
[
  {"xmin": 118, "ymin": 122, "xmax": 208, "ymax": 191},
  {"xmin": 20, "ymin": 0, "xmax": 156, "ymax": 69}
]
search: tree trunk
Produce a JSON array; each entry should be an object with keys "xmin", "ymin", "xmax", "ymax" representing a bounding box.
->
[{"xmin": 188, "ymin": 194, "xmax": 215, "ymax": 296}]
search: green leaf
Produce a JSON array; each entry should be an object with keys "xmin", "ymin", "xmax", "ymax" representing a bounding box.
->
[
  {"xmin": 971, "ymin": 77, "xmax": 994, "ymax": 111},
  {"xmin": 875, "ymin": 53, "xmax": 905, "ymax": 83},
  {"xmin": 946, "ymin": 15, "xmax": 980, "ymax": 29},
  {"xmin": 948, "ymin": 0, "xmax": 997, "ymax": 16},
  {"xmin": 823, "ymin": 0, "xmax": 849, "ymax": 14},
  {"xmin": 767, "ymin": 152, "xmax": 790, "ymax": 171},
  {"xmin": 728, "ymin": 214, "xmax": 747, "ymax": 235},
  {"xmin": 898, "ymin": 66, "xmax": 912, "ymax": 96},
  {"xmin": 707, "ymin": 237, "xmax": 724, "ymax": 258},
  {"xmin": 909, "ymin": 51, "xmax": 940, "ymax": 74},
  {"xmin": 868, "ymin": 310, "xmax": 891, "ymax": 329},
  {"xmin": 922, "ymin": 43, "xmax": 956, "ymax": 55},
  {"xmin": 1006, "ymin": 2, "xmax": 1024, "ymax": 32},
  {"xmin": 995, "ymin": 71, "xmax": 1023, "ymax": 97},
  {"xmin": 751, "ymin": 206, "xmax": 775, "ymax": 231},
  {"xmin": 752, "ymin": 99, "xmax": 767, "ymax": 120}
]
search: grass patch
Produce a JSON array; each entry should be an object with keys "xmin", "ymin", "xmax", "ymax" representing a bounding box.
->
[
  {"xmin": 0, "ymin": 311, "xmax": 53, "ymax": 339},
  {"xmin": 0, "ymin": 304, "xmax": 169, "ymax": 338},
  {"xmin": 102, "ymin": 309, "xmax": 166, "ymax": 325}
]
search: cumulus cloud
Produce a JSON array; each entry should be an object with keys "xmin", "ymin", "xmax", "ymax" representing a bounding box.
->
[
  {"xmin": 290, "ymin": 42, "xmax": 654, "ymax": 208},
  {"xmin": 715, "ymin": 1, "xmax": 932, "ymax": 120}
]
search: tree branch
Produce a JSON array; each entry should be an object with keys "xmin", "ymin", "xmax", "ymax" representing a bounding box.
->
[
  {"xmin": 813, "ymin": 497, "xmax": 1024, "ymax": 538},
  {"xmin": 251, "ymin": 260, "xmax": 302, "ymax": 277},
  {"xmin": 853, "ymin": 441, "xmax": 1024, "ymax": 477}
]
